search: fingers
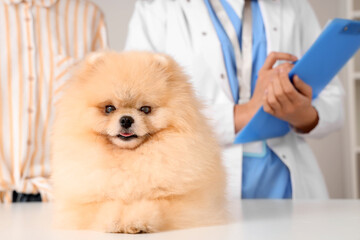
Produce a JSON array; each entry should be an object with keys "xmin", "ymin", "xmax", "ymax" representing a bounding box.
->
[
  {"xmin": 293, "ymin": 75, "xmax": 312, "ymax": 99},
  {"xmin": 276, "ymin": 62, "xmax": 294, "ymax": 73},
  {"xmin": 278, "ymin": 69, "xmax": 299, "ymax": 102},
  {"xmin": 264, "ymin": 70, "xmax": 298, "ymax": 116},
  {"xmin": 251, "ymin": 68, "xmax": 277, "ymax": 105},
  {"xmin": 266, "ymin": 80, "xmax": 281, "ymax": 112},
  {"xmin": 263, "ymin": 71, "xmax": 280, "ymax": 115},
  {"xmin": 273, "ymin": 73, "xmax": 292, "ymax": 109},
  {"xmin": 262, "ymin": 52, "xmax": 298, "ymax": 70},
  {"xmin": 263, "ymin": 89, "xmax": 275, "ymax": 115}
]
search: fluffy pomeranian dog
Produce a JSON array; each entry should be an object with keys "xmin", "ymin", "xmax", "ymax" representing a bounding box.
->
[{"xmin": 51, "ymin": 51, "xmax": 226, "ymax": 233}]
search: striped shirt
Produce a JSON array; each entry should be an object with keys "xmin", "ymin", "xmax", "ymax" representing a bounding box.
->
[{"xmin": 0, "ymin": 0, "xmax": 108, "ymax": 203}]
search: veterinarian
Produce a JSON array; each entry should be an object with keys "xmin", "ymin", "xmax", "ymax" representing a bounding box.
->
[
  {"xmin": 125, "ymin": 0, "xmax": 344, "ymax": 199},
  {"xmin": 0, "ymin": 0, "xmax": 107, "ymax": 203}
]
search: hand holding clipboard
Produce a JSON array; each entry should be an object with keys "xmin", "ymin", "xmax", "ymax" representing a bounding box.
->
[{"xmin": 235, "ymin": 18, "xmax": 360, "ymax": 143}]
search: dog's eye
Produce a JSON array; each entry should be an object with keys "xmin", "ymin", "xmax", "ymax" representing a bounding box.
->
[
  {"xmin": 139, "ymin": 106, "xmax": 151, "ymax": 114},
  {"xmin": 105, "ymin": 105, "xmax": 116, "ymax": 114}
]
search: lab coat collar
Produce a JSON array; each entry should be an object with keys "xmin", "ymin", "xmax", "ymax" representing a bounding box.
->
[{"xmin": 1, "ymin": 0, "xmax": 58, "ymax": 8}]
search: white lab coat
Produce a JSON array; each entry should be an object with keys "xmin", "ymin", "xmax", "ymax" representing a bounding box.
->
[{"xmin": 125, "ymin": 0, "xmax": 344, "ymax": 199}]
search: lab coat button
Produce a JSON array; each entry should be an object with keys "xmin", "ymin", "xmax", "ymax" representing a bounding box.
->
[
  {"xmin": 273, "ymin": 27, "xmax": 278, "ymax": 31},
  {"xmin": 202, "ymin": 32, "xmax": 207, "ymax": 36},
  {"xmin": 220, "ymin": 73, "xmax": 225, "ymax": 79},
  {"xmin": 282, "ymin": 154, "xmax": 286, "ymax": 159}
]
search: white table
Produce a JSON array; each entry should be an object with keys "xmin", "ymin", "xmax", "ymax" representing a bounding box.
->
[{"xmin": 1, "ymin": 200, "xmax": 360, "ymax": 240}]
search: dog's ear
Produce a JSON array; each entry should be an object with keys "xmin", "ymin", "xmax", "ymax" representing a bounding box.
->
[
  {"xmin": 154, "ymin": 54, "xmax": 169, "ymax": 67},
  {"xmin": 86, "ymin": 51, "xmax": 107, "ymax": 66},
  {"xmin": 152, "ymin": 53, "xmax": 185, "ymax": 84},
  {"xmin": 153, "ymin": 53, "xmax": 171, "ymax": 71}
]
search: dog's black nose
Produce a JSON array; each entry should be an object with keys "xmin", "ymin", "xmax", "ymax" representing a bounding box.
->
[{"xmin": 120, "ymin": 116, "xmax": 134, "ymax": 129}]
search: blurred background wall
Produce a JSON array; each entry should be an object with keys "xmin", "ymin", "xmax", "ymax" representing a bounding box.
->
[{"xmin": 91, "ymin": 0, "xmax": 350, "ymax": 198}]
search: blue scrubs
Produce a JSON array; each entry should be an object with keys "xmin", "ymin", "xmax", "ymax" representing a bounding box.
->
[{"xmin": 204, "ymin": 0, "xmax": 292, "ymax": 198}]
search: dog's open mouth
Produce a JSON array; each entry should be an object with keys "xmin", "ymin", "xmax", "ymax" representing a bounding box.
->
[{"xmin": 116, "ymin": 132, "xmax": 138, "ymax": 141}]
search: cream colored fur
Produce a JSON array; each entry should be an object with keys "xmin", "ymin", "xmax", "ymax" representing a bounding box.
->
[{"xmin": 51, "ymin": 51, "xmax": 226, "ymax": 233}]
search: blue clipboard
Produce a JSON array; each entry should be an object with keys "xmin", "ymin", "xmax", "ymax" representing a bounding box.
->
[{"xmin": 235, "ymin": 18, "xmax": 360, "ymax": 144}]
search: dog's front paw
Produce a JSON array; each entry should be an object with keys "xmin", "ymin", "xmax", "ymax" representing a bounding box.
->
[
  {"xmin": 122, "ymin": 221, "xmax": 156, "ymax": 234},
  {"xmin": 98, "ymin": 200, "xmax": 163, "ymax": 233},
  {"xmin": 105, "ymin": 220, "xmax": 156, "ymax": 234}
]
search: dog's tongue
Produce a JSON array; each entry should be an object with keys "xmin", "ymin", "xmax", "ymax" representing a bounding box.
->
[{"xmin": 120, "ymin": 133, "xmax": 133, "ymax": 137}]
